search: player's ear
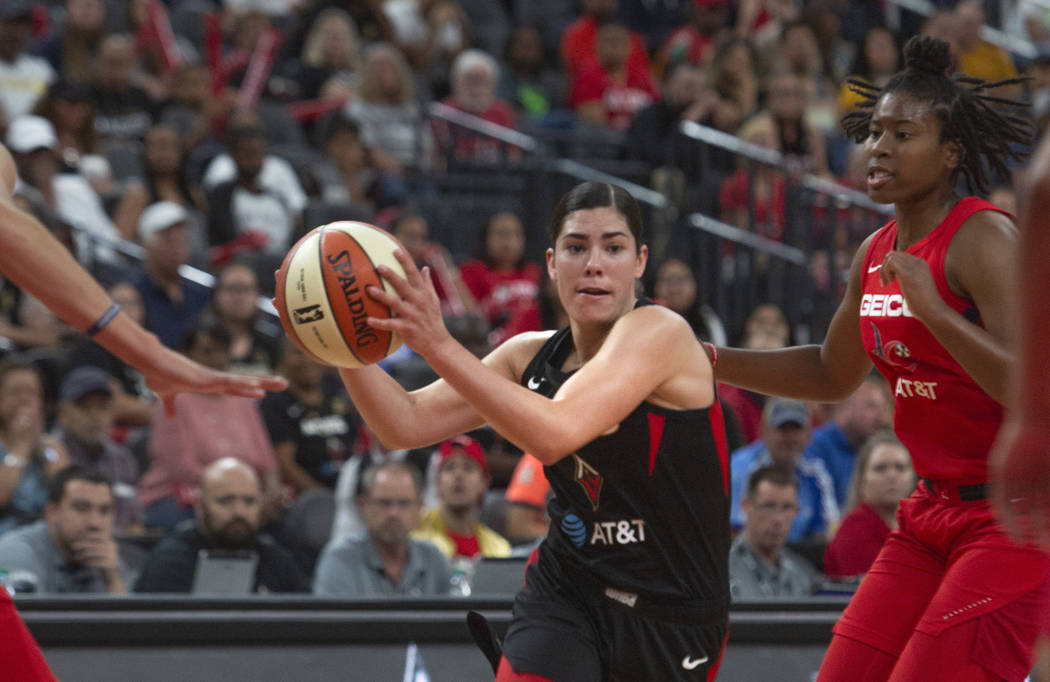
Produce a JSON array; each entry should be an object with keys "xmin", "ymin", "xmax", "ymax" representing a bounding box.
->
[{"xmin": 545, "ymin": 248, "xmax": 557, "ymax": 281}]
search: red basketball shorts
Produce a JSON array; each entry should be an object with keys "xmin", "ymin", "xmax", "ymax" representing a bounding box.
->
[{"xmin": 833, "ymin": 482, "xmax": 1050, "ymax": 681}]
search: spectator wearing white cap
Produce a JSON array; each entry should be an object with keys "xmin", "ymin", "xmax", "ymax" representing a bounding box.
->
[
  {"xmin": 129, "ymin": 201, "xmax": 209, "ymax": 348},
  {"xmin": 0, "ymin": 1, "xmax": 55, "ymax": 128},
  {"xmin": 5, "ymin": 115, "xmax": 119, "ymax": 263}
]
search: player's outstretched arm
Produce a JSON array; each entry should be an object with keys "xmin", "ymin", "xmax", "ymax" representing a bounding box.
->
[
  {"xmin": 991, "ymin": 131, "xmax": 1050, "ymax": 546},
  {"xmin": 713, "ymin": 234, "xmax": 875, "ymax": 402},
  {"xmin": 0, "ymin": 145, "xmax": 286, "ymax": 411},
  {"xmin": 364, "ymin": 250, "xmax": 713, "ymax": 464}
]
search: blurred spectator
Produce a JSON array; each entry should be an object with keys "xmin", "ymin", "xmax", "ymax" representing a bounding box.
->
[
  {"xmin": 761, "ymin": 70, "xmax": 829, "ymax": 175},
  {"xmin": 207, "ymin": 262, "xmax": 282, "ymax": 377},
  {"xmin": 729, "ymin": 464, "xmax": 820, "ymax": 598},
  {"xmin": 459, "ymin": 211, "xmax": 541, "ymax": 348},
  {"xmin": 0, "ymin": 466, "xmax": 128, "ymax": 593},
  {"xmin": 651, "ymin": 257, "xmax": 727, "ymax": 345},
  {"xmin": 316, "ymin": 114, "xmax": 404, "ymax": 211},
  {"xmin": 52, "ymin": 367, "xmax": 139, "ymax": 535},
  {"xmin": 32, "ymin": 80, "xmax": 98, "ymax": 164},
  {"xmin": 261, "ymin": 341, "xmax": 361, "ymax": 494},
  {"xmin": 657, "ymin": 0, "xmax": 730, "ymax": 76},
  {"xmin": 570, "ymin": 23, "xmax": 658, "ymax": 131},
  {"xmin": 113, "ymin": 124, "xmax": 206, "ymax": 245},
  {"xmin": 1006, "ymin": 0, "xmax": 1050, "ymax": 43},
  {"xmin": 160, "ymin": 63, "xmax": 237, "ymax": 154},
  {"xmin": 34, "ymin": 0, "xmax": 105, "ymax": 85},
  {"xmin": 802, "ymin": 2, "xmax": 853, "ymax": 92},
  {"xmin": 0, "ymin": 360, "xmax": 70, "ymax": 536},
  {"xmin": 390, "ymin": 213, "xmax": 474, "ymax": 316},
  {"xmin": 134, "ymin": 458, "xmax": 308, "ymax": 593},
  {"xmin": 773, "ymin": 20, "xmax": 838, "ymax": 139},
  {"xmin": 206, "ymin": 125, "xmax": 305, "ymax": 261},
  {"xmin": 5, "ymin": 115, "xmax": 120, "ymax": 261},
  {"xmin": 92, "ymin": 34, "xmax": 154, "ymax": 150},
  {"xmin": 617, "ymin": 0, "xmax": 690, "ymax": 53},
  {"xmin": 458, "ymin": 0, "xmax": 511, "ymax": 58},
  {"xmin": 137, "ymin": 319, "xmax": 281, "ymax": 532},
  {"xmin": 919, "ymin": 10, "xmax": 961, "ymax": 72},
  {"xmin": 278, "ymin": 8, "xmax": 361, "ymax": 104},
  {"xmin": 329, "ymin": 423, "xmax": 409, "ymax": 542},
  {"xmin": 729, "ymin": 398, "xmax": 839, "ymax": 543},
  {"xmin": 0, "ymin": 290, "xmax": 71, "ymax": 352},
  {"xmin": 823, "ymin": 431, "xmax": 915, "ymax": 580},
  {"xmin": 346, "ymin": 42, "xmax": 428, "ymax": 169},
  {"xmin": 433, "ymin": 49, "xmax": 518, "ymax": 164},
  {"xmin": 504, "ymin": 452, "xmax": 549, "ymax": 545},
  {"xmin": 130, "ymin": 201, "xmax": 209, "ymax": 349},
  {"xmin": 805, "ymin": 373, "xmax": 891, "ymax": 507},
  {"xmin": 413, "ymin": 436, "xmax": 511, "ymax": 560},
  {"xmin": 736, "ymin": 0, "xmax": 800, "ymax": 50},
  {"xmin": 314, "ymin": 460, "xmax": 452, "ymax": 596},
  {"xmin": 498, "ymin": 24, "xmax": 568, "ymax": 120},
  {"xmin": 837, "ymin": 26, "xmax": 901, "ymax": 116},
  {"xmin": 561, "ymin": 0, "xmax": 650, "ymax": 78},
  {"xmin": 0, "ymin": 1, "xmax": 56, "ymax": 130},
  {"xmin": 719, "ymin": 116, "xmax": 787, "ymax": 240},
  {"xmin": 68, "ymin": 281, "xmax": 154, "ymax": 430},
  {"xmin": 955, "ymin": 0, "xmax": 1019, "ymax": 90},
  {"xmin": 418, "ymin": 1, "xmax": 472, "ymax": 99},
  {"xmin": 709, "ymin": 38, "xmax": 760, "ymax": 134}
]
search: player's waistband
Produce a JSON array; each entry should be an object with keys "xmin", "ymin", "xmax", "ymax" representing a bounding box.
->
[
  {"xmin": 919, "ymin": 477, "xmax": 989, "ymax": 502},
  {"xmin": 593, "ymin": 583, "xmax": 730, "ymax": 625}
]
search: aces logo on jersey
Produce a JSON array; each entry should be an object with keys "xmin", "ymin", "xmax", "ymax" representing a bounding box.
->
[{"xmin": 573, "ymin": 454, "xmax": 603, "ymax": 511}]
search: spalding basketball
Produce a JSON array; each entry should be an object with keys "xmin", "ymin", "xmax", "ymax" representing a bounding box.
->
[{"xmin": 274, "ymin": 221, "xmax": 406, "ymax": 368}]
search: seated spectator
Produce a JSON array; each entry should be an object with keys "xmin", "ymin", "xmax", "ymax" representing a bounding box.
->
[
  {"xmin": 560, "ymin": 0, "xmax": 650, "ymax": 78},
  {"xmin": 112, "ymin": 124, "xmax": 206, "ymax": 246},
  {"xmin": 656, "ymin": 0, "xmax": 730, "ymax": 75},
  {"xmin": 413, "ymin": 436, "xmax": 511, "ymax": 561},
  {"xmin": 68, "ymin": 281, "xmax": 155, "ymax": 430},
  {"xmin": 31, "ymin": 80, "xmax": 99, "ymax": 165},
  {"xmin": 0, "ymin": 2, "xmax": 56, "ymax": 129},
  {"xmin": 92, "ymin": 35, "xmax": 154, "ymax": 151},
  {"xmin": 346, "ymin": 43, "xmax": 428, "ymax": 170},
  {"xmin": 0, "ymin": 360, "xmax": 70, "ymax": 535},
  {"xmin": 279, "ymin": 8, "xmax": 362, "ymax": 102},
  {"xmin": 314, "ymin": 460, "xmax": 451, "ymax": 596},
  {"xmin": 651, "ymin": 257, "xmax": 726, "ymax": 345},
  {"xmin": 730, "ymin": 465, "xmax": 820, "ymax": 598},
  {"xmin": 570, "ymin": 23, "xmax": 658, "ymax": 131},
  {"xmin": 503, "ymin": 453, "xmax": 550, "ymax": 545},
  {"xmin": 130, "ymin": 201, "xmax": 210, "ymax": 349},
  {"xmin": 805, "ymin": 373, "xmax": 891, "ymax": 507},
  {"xmin": 329, "ymin": 424, "xmax": 410, "ymax": 542},
  {"xmin": 719, "ymin": 116, "xmax": 786, "ymax": 240},
  {"xmin": 389, "ymin": 213, "xmax": 474, "ymax": 316},
  {"xmin": 709, "ymin": 38, "xmax": 759, "ymax": 131},
  {"xmin": 729, "ymin": 398, "xmax": 839, "ymax": 543},
  {"xmin": 432, "ymin": 49, "xmax": 518, "ymax": 165},
  {"xmin": 206, "ymin": 125, "xmax": 306, "ymax": 263},
  {"xmin": 52, "ymin": 367, "xmax": 139, "ymax": 535},
  {"xmin": 837, "ymin": 26, "xmax": 900, "ymax": 117},
  {"xmin": 135, "ymin": 458, "xmax": 308, "ymax": 593},
  {"xmin": 261, "ymin": 341, "xmax": 361, "ymax": 494},
  {"xmin": 823, "ymin": 431, "xmax": 915, "ymax": 580},
  {"xmin": 955, "ymin": 0, "xmax": 1019, "ymax": 93},
  {"xmin": 160, "ymin": 63, "xmax": 237, "ymax": 154},
  {"xmin": 137, "ymin": 319, "xmax": 281, "ymax": 532},
  {"xmin": 33, "ymin": 0, "xmax": 105, "ymax": 84},
  {"xmin": 459, "ymin": 211, "xmax": 541, "ymax": 348},
  {"xmin": 207, "ymin": 262, "xmax": 282, "ymax": 377},
  {"xmin": 498, "ymin": 24, "xmax": 567, "ymax": 120},
  {"xmin": 316, "ymin": 115, "xmax": 404, "ymax": 211},
  {"xmin": 0, "ymin": 466, "xmax": 128, "ymax": 594}
]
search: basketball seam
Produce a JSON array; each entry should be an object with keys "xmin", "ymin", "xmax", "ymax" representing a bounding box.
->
[
  {"xmin": 279, "ymin": 233, "xmax": 318, "ymax": 360},
  {"xmin": 353, "ymin": 225, "xmax": 396, "ymax": 360},
  {"xmin": 318, "ymin": 225, "xmax": 367, "ymax": 365}
]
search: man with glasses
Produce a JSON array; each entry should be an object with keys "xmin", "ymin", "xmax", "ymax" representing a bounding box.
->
[
  {"xmin": 313, "ymin": 460, "xmax": 451, "ymax": 596},
  {"xmin": 729, "ymin": 465, "xmax": 820, "ymax": 599}
]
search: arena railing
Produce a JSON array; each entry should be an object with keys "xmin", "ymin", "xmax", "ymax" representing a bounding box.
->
[
  {"xmin": 888, "ymin": 0, "xmax": 1039, "ymax": 60},
  {"xmin": 678, "ymin": 121, "xmax": 893, "ymax": 343}
]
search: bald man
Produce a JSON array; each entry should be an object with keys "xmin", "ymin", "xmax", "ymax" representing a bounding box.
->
[{"xmin": 134, "ymin": 458, "xmax": 307, "ymax": 593}]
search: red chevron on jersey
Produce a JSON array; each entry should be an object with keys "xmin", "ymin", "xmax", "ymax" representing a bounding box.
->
[{"xmin": 574, "ymin": 454, "xmax": 603, "ymax": 510}]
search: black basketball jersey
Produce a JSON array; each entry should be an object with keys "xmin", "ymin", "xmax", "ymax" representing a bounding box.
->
[{"xmin": 521, "ymin": 307, "xmax": 731, "ymax": 602}]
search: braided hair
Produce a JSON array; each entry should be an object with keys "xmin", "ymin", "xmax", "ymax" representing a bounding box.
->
[{"xmin": 841, "ymin": 36, "xmax": 1031, "ymax": 195}]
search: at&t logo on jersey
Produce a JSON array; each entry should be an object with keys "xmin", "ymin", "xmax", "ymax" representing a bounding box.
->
[
  {"xmin": 561, "ymin": 514, "xmax": 587, "ymax": 548},
  {"xmin": 860, "ymin": 293, "xmax": 913, "ymax": 318},
  {"xmin": 590, "ymin": 519, "xmax": 646, "ymax": 546},
  {"xmin": 895, "ymin": 377, "xmax": 938, "ymax": 400}
]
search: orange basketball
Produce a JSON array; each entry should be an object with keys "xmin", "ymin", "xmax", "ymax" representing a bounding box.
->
[{"xmin": 274, "ymin": 221, "xmax": 406, "ymax": 368}]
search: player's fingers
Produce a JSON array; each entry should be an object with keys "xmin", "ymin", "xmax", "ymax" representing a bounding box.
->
[
  {"xmin": 392, "ymin": 249, "xmax": 424, "ymax": 288},
  {"xmin": 366, "ymin": 282, "xmax": 403, "ymax": 307},
  {"xmin": 374, "ymin": 264, "xmax": 412, "ymax": 297}
]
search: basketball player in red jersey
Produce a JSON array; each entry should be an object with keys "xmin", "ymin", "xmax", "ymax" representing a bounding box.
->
[
  {"xmin": 0, "ymin": 142, "xmax": 287, "ymax": 680},
  {"xmin": 341, "ymin": 181, "xmax": 729, "ymax": 681},
  {"xmin": 713, "ymin": 37, "xmax": 1048, "ymax": 681}
]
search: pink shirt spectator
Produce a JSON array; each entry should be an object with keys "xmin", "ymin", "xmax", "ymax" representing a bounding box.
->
[{"xmin": 138, "ymin": 394, "xmax": 277, "ymax": 509}]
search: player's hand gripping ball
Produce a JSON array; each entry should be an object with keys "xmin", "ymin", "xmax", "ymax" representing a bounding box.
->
[{"xmin": 274, "ymin": 221, "xmax": 406, "ymax": 368}]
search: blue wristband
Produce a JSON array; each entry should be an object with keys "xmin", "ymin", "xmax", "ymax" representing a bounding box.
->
[{"xmin": 85, "ymin": 302, "xmax": 121, "ymax": 338}]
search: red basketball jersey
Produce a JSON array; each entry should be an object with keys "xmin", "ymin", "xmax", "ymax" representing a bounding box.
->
[{"xmin": 859, "ymin": 197, "xmax": 1009, "ymax": 480}]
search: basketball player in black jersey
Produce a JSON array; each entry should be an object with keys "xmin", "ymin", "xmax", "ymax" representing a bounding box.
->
[{"xmin": 340, "ymin": 182, "xmax": 729, "ymax": 681}]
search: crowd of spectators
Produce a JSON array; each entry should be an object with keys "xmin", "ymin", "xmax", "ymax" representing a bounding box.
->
[{"xmin": 0, "ymin": 0, "xmax": 1036, "ymax": 600}]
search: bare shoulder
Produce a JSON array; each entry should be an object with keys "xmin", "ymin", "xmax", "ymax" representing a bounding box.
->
[
  {"xmin": 946, "ymin": 208, "xmax": 1018, "ymax": 296},
  {"xmin": 484, "ymin": 329, "xmax": 559, "ymax": 379},
  {"xmin": 610, "ymin": 304, "xmax": 706, "ymax": 361},
  {"xmin": 955, "ymin": 208, "xmax": 1018, "ymax": 245}
]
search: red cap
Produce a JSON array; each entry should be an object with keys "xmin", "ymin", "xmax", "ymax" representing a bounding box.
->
[{"xmin": 438, "ymin": 435, "xmax": 489, "ymax": 475}]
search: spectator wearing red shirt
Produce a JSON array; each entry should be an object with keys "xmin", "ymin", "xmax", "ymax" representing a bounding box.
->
[
  {"xmin": 656, "ymin": 0, "xmax": 731, "ymax": 76},
  {"xmin": 433, "ymin": 49, "xmax": 517, "ymax": 165},
  {"xmin": 823, "ymin": 431, "xmax": 915, "ymax": 579},
  {"xmin": 560, "ymin": 0, "xmax": 650, "ymax": 77},
  {"xmin": 570, "ymin": 23, "xmax": 659, "ymax": 130},
  {"xmin": 459, "ymin": 212, "xmax": 541, "ymax": 348}
]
